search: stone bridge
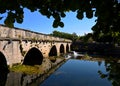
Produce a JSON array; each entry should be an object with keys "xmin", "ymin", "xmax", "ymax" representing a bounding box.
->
[{"xmin": 0, "ymin": 25, "xmax": 72, "ymax": 66}]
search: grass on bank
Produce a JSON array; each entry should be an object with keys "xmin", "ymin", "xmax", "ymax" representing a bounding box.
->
[
  {"xmin": 9, "ymin": 65, "xmax": 43, "ymax": 74},
  {"xmin": 9, "ymin": 56, "xmax": 65, "ymax": 75}
]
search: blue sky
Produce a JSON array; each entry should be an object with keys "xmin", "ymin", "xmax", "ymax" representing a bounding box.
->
[{"xmin": 0, "ymin": 8, "xmax": 97, "ymax": 36}]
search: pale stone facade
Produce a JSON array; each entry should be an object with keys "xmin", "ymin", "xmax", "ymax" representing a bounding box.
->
[{"xmin": 0, "ymin": 25, "xmax": 72, "ymax": 66}]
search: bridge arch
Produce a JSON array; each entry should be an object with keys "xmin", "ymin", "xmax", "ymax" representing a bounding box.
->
[
  {"xmin": 60, "ymin": 44, "xmax": 65, "ymax": 55},
  {"xmin": 66, "ymin": 44, "xmax": 69, "ymax": 53},
  {"xmin": 23, "ymin": 47, "xmax": 43, "ymax": 65},
  {"xmin": 49, "ymin": 45, "xmax": 57, "ymax": 56},
  {"xmin": 0, "ymin": 51, "xmax": 9, "ymax": 72}
]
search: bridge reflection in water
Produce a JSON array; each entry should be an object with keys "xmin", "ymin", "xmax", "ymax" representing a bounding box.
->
[
  {"xmin": 40, "ymin": 54, "xmax": 120, "ymax": 86},
  {"xmin": 1, "ymin": 52, "xmax": 120, "ymax": 86}
]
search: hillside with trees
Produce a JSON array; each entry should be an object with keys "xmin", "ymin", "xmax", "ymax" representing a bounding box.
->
[{"xmin": 50, "ymin": 30, "xmax": 79, "ymax": 41}]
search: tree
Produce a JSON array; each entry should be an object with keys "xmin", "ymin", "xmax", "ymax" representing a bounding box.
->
[
  {"xmin": 79, "ymin": 33, "xmax": 94, "ymax": 43},
  {"xmin": 50, "ymin": 30, "xmax": 79, "ymax": 41},
  {"xmin": 0, "ymin": 0, "xmax": 120, "ymax": 41},
  {"xmin": 92, "ymin": 0, "xmax": 120, "ymax": 43},
  {"xmin": 72, "ymin": 32, "xmax": 78, "ymax": 41},
  {"xmin": 0, "ymin": 0, "xmax": 118, "ymax": 26}
]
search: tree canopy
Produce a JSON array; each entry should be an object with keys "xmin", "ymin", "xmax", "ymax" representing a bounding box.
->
[
  {"xmin": 0, "ymin": 0, "xmax": 120, "ymax": 42},
  {"xmin": 92, "ymin": 0, "xmax": 120, "ymax": 43},
  {"xmin": 50, "ymin": 30, "xmax": 79, "ymax": 41}
]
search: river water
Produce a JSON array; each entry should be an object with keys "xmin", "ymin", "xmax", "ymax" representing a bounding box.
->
[
  {"xmin": 39, "ymin": 53, "xmax": 120, "ymax": 86},
  {"xmin": 40, "ymin": 59, "xmax": 110, "ymax": 86},
  {"xmin": 1, "ymin": 52, "xmax": 120, "ymax": 86}
]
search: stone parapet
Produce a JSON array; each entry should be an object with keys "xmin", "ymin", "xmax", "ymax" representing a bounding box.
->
[{"xmin": 0, "ymin": 25, "xmax": 72, "ymax": 43}]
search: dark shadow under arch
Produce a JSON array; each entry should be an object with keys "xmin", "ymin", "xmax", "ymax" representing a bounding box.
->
[
  {"xmin": 60, "ymin": 44, "xmax": 64, "ymax": 54},
  {"xmin": 23, "ymin": 47, "xmax": 43, "ymax": 65},
  {"xmin": 49, "ymin": 45, "xmax": 57, "ymax": 56},
  {"xmin": 0, "ymin": 52, "xmax": 9, "ymax": 71},
  {"xmin": 0, "ymin": 52, "xmax": 9, "ymax": 86},
  {"xmin": 66, "ymin": 44, "xmax": 69, "ymax": 53}
]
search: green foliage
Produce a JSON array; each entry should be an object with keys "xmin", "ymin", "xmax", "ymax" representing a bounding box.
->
[
  {"xmin": 50, "ymin": 30, "xmax": 79, "ymax": 41},
  {"xmin": 0, "ymin": 0, "xmax": 118, "ymax": 27},
  {"xmin": 0, "ymin": 0, "xmax": 120, "ymax": 40},
  {"xmin": 79, "ymin": 33, "xmax": 94, "ymax": 43},
  {"xmin": 92, "ymin": 0, "xmax": 120, "ymax": 43},
  {"xmin": 83, "ymin": 54, "xmax": 91, "ymax": 59},
  {"xmin": 10, "ymin": 64, "xmax": 43, "ymax": 74},
  {"xmin": 98, "ymin": 59, "xmax": 120, "ymax": 86}
]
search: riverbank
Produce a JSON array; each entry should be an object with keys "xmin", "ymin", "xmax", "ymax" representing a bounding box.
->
[
  {"xmin": 76, "ymin": 53, "xmax": 120, "ymax": 63},
  {"xmin": 5, "ymin": 57, "xmax": 66, "ymax": 86}
]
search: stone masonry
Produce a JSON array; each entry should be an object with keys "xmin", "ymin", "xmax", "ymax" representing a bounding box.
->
[{"xmin": 0, "ymin": 25, "xmax": 72, "ymax": 66}]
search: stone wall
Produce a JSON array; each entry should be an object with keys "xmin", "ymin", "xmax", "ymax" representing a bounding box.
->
[
  {"xmin": 0, "ymin": 25, "xmax": 72, "ymax": 66},
  {"xmin": 0, "ymin": 25, "xmax": 72, "ymax": 42}
]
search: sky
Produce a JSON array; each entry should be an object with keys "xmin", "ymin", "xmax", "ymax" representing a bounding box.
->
[{"xmin": 0, "ymin": 8, "xmax": 97, "ymax": 36}]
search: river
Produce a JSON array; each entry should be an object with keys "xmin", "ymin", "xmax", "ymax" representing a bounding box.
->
[
  {"xmin": 1, "ymin": 52, "xmax": 120, "ymax": 86},
  {"xmin": 40, "ymin": 59, "xmax": 110, "ymax": 86},
  {"xmin": 39, "ymin": 52, "xmax": 120, "ymax": 86}
]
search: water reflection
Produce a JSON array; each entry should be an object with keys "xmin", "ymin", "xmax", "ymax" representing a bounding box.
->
[
  {"xmin": 2, "ymin": 60, "xmax": 64, "ymax": 86},
  {"xmin": 0, "ymin": 70, "xmax": 8, "ymax": 86},
  {"xmin": 5, "ymin": 72, "xmax": 42, "ymax": 86},
  {"xmin": 1, "ymin": 54, "xmax": 120, "ymax": 86},
  {"xmin": 98, "ymin": 58, "xmax": 120, "ymax": 86},
  {"xmin": 40, "ymin": 57, "xmax": 112, "ymax": 86},
  {"xmin": 0, "ymin": 52, "xmax": 9, "ymax": 86}
]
